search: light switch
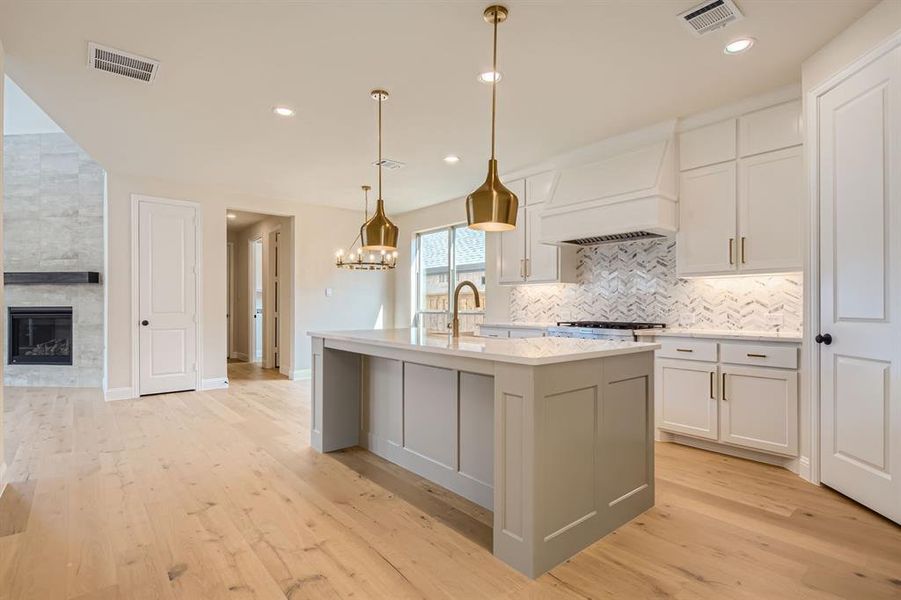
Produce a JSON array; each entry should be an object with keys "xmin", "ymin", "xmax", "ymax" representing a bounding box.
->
[{"xmin": 325, "ymin": 288, "xmax": 333, "ymax": 297}]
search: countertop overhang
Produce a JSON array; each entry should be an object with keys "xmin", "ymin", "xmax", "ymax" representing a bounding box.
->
[{"xmin": 308, "ymin": 328, "xmax": 660, "ymax": 366}]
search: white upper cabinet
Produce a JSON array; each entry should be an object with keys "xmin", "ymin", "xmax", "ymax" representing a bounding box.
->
[
  {"xmin": 677, "ymin": 98, "xmax": 803, "ymax": 277},
  {"xmin": 738, "ymin": 146, "xmax": 804, "ymax": 273},
  {"xmin": 497, "ymin": 173, "xmax": 576, "ymax": 285},
  {"xmin": 677, "ymin": 162, "xmax": 737, "ymax": 275},
  {"xmin": 678, "ymin": 119, "xmax": 736, "ymax": 171},
  {"xmin": 497, "ymin": 179, "xmax": 527, "ymax": 284},
  {"xmin": 739, "ymin": 101, "xmax": 803, "ymax": 157}
]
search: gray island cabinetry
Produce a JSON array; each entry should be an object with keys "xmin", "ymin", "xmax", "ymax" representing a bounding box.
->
[{"xmin": 309, "ymin": 328, "xmax": 659, "ymax": 578}]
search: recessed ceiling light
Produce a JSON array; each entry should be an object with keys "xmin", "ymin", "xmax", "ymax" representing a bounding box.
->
[
  {"xmin": 477, "ymin": 71, "xmax": 502, "ymax": 84},
  {"xmin": 227, "ymin": 213, "xmax": 237, "ymax": 219},
  {"xmin": 444, "ymin": 155, "xmax": 461, "ymax": 164},
  {"xmin": 273, "ymin": 105, "xmax": 296, "ymax": 117},
  {"xmin": 724, "ymin": 38, "xmax": 755, "ymax": 55}
]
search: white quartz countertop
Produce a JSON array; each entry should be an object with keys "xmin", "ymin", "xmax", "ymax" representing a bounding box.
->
[
  {"xmin": 309, "ymin": 328, "xmax": 660, "ymax": 366},
  {"xmin": 478, "ymin": 322, "xmax": 555, "ymax": 330},
  {"xmin": 634, "ymin": 328, "xmax": 803, "ymax": 343}
]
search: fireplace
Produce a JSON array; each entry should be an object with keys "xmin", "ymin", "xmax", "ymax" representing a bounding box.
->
[{"xmin": 8, "ymin": 307, "xmax": 74, "ymax": 365}]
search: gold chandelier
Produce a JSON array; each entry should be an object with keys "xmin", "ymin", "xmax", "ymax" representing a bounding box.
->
[
  {"xmin": 466, "ymin": 5, "xmax": 519, "ymax": 232},
  {"xmin": 361, "ymin": 89, "xmax": 400, "ymax": 251},
  {"xmin": 336, "ymin": 185, "xmax": 398, "ymax": 271}
]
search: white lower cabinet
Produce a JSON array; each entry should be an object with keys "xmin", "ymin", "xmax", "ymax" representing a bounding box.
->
[
  {"xmin": 654, "ymin": 337, "xmax": 800, "ymax": 460},
  {"xmin": 657, "ymin": 359, "xmax": 718, "ymax": 440},
  {"xmin": 721, "ymin": 366, "xmax": 798, "ymax": 456}
]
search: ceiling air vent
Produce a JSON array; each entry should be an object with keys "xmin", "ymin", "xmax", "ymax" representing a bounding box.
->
[
  {"xmin": 678, "ymin": 0, "xmax": 743, "ymax": 37},
  {"xmin": 86, "ymin": 42, "xmax": 159, "ymax": 83},
  {"xmin": 372, "ymin": 158, "xmax": 405, "ymax": 171},
  {"xmin": 563, "ymin": 231, "xmax": 665, "ymax": 247}
]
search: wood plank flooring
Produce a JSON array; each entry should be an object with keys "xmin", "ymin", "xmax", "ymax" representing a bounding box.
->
[{"xmin": 1, "ymin": 362, "xmax": 899, "ymax": 599}]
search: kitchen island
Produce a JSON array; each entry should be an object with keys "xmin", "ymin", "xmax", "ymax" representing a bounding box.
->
[{"xmin": 309, "ymin": 328, "xmax": 660, "ymax": 577}]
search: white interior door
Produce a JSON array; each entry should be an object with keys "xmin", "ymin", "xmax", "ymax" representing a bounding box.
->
[
  {"xmin": 818, "ymin": 47, "xmax": 901, "ymax": 523},
  {"xmin": 251, "ymin": 238, "xmax": 263, "ymax": 362},
  {"xmin": 138, "ymin": 199, "xmax": 198, "ymax": 395}
]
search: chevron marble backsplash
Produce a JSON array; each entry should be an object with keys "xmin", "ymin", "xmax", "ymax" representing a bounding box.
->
[{"xmin": 509, "ymin": 239, "xmax": 802, "ymax": 332}]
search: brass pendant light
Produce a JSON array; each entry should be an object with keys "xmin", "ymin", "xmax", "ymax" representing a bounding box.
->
[
  {"xmin": 466, "ymin": 5, "xmax": 518, "ymax": 232},
  {"xmin": 336, "ymin": 185, "xmax": 398, "ymax": 271},
  {"xmin": 361, "ymin": 89, "xmax": 400, "ymax": 251}
]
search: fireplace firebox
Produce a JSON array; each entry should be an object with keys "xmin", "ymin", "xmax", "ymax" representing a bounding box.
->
[{"xmin": 8, "ymin": 307, "xmax": 74, "ymax": 365}]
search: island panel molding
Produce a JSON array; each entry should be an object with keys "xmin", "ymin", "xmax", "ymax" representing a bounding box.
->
[
  {"xmin": 309, "ymin": 329, "xmax": 658, "ymax": 578},
  {"xmin": 510, "ymin": 238, "xmax": 802, "ymax": 332}
]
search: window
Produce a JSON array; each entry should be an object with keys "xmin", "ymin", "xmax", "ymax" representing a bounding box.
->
[{"xmin": 416, "ymin": 225, "xmax": 487, "ymax": 334}]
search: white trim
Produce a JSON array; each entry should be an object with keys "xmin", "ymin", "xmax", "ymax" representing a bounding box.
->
[
  {"xmin": 0, "ymin": 461, "xmax": 8, "ymax": 494},
  {"xmin": 130, "ymin": 194, "xmax": 203, "ymax": 397},
  {"xmin": 803, "ymin": 27, "xmax": 901, "ymax": 487},
  {"xmin": 677, "ymin": 83, "xmax": 801, "ymax": 131},
  {"xmin": 231, "ymin": 351, "xmax": 249, "ymax": 362},
  {"xmin": 104, "ymin": 387, "xmax": 135, "ymax": 402},
  {"xmin": 201, "ymin": 377, "xmax": 229, "ymax": 391},
  {"xmin": 292, "ymin": 368, "xmax": 311, "ymax": 380},
  {"xmin": 227, "ymin": 241, "xmax": 235, "ymax": 359},
  {"xmin": 660, "ymin": 433, "xmax": 800, "ymax": 474}
]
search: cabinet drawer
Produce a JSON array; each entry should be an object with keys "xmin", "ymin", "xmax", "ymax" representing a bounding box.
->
[
  {"xmin": 656, "ymin": 339, "xmax": 718, "ymax": 362},
  {"xmin": 720, "ymin": 343, "xmax": 797, "ymax": 369},
  {"xmin": 478, "ymin": 327, "xmax": 509, "ymax": 339}
]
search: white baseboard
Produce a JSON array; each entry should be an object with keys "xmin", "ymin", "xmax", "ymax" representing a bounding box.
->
[
  {"xmin": 291, "ymin": 369, "xmax": 311, "ymax": 380},
  {"xmin": 232, "ymin": 352, "xmax": 249, "ymax": 362},
  {"xmin": 659, "ymin": 431, "xmax": 799, "ymax": 474},
  {"xmin": 201, "ymin": 377, "xmax": 229, "ymax": 391},
  {"xmin": 105, "ymin": 387, "xmax": 136, "ymax": 402},
  {"xmin": 799, "ymin": 456, "xmax": 813, "ymax": 483}
]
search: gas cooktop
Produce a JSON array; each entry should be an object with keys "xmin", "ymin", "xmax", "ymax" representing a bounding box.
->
[{"xmin": 554, "ymin": 321, "xmax": 666, "ymax": 330}]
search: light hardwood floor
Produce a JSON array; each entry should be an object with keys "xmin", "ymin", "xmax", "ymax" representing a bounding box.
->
[{"xmin": 1, "ymin": 363, "xmax": 899, "ymax": 599}]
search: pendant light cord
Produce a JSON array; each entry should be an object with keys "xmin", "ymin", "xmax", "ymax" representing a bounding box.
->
[
  {"xmin": 490, "ymin": 7, "xmax": 498, "ymax": 160},
  {"xmin": 378, "ymin": 94, "xmax": 383, "ymax": 200}
]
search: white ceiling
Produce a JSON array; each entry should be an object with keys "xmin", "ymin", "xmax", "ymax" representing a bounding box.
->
[{"xmin": 0, "ymin": 1, "xmax": 875, "ymax": 214}]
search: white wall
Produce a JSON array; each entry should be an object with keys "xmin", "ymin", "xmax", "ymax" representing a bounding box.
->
[
  {"xmin": 802, "ymin": 0, "xmax": 901, "ymax": 93},
  {"xmin": 106, "ymin": 173, "xmax": 392, "ymax": 392},
  {"xmin": 392, "ymin": 195, "xmax": 510, "ymax": 329}
]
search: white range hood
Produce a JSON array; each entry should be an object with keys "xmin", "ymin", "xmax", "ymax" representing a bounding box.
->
[{"xmin": 539, "ymin": 121, "xmax": 678, "ymax": 246}]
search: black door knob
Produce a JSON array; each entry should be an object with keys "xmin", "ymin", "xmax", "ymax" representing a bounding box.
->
[
  {"xmin": 141, "ymin": 320, "xmax": 149, "ymax": 326},
  {"xmin": 815, "ymin": 333, "xmax": 833, "ymax": 345}
]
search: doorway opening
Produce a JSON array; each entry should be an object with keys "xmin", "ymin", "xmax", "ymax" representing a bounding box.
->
[{"xmin": 226, "ymin": 209, "xmax": 289, "ymax": 378}]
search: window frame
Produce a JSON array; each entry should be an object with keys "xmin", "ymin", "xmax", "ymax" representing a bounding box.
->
[{"xmin": 414, "ymin": 223, "xmax": 486, "ymax": 331}]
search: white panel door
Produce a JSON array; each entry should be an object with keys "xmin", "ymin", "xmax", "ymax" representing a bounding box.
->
[
  {"xmin": 138, "ymin": 199, "xmax": 198, "ymax": 395},
  {"xmin": 819, "ymin": 47, "xmax": 901, "ymax": 523},
  {"xmin": 676, "ymin": 162, "xmax": 737, "ymax": 276},
  {"xmin": 656, "ymin": 359, "xmax": 718, "ymax": 440},
  {"xmin": 525, "ymin": 202, "xmax": 559, "ymax": 283},
  {"xmin": 721, "ymin": 366, "xmax": 798, "ymax": 456},
  {"xmin": 498, "ymin": 204, "xmax": 527, "ymax": 284},
  {"xmin": 738, "ymin": 146, "xmax": 804, "ymax": 273}
]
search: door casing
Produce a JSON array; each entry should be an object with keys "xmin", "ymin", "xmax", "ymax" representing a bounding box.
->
[{"xmin": 130, "ymin": 194, "xmax": 203, "ymax": 397}]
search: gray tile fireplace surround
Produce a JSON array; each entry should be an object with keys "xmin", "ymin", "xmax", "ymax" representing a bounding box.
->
[{"xmin": 3, "ymin": 132, "xmax": 105, "ymax": 387}]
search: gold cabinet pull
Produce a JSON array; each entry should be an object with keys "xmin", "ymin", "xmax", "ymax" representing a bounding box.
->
[
  {"xmin": 722, "ymin": 372, "xmax": 728, "ymax": 401},
  {"xmin": 741, "ymin": 237, "xmax": 747, "ymax": 264},
  {"xmin": 747, "ymin": 352, "xmax": 767, "ymax": 358},
  {"xmin": 676, "ymin": 348, "xmax": 694, "ymax": 353},
  {"xmin": 519, "ymin": 259, "xmax": 525, "ymax": 279},
  {"xmin": 709, "ymin": 371, "xmax": 715, "ymax": 399},
  {"xmin": 729, "ymin": 238, "xmax": 735, "ymax": 265}
]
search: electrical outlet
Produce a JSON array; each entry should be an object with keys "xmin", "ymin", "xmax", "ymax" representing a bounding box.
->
[{"xmin": 325, "ymin": 287, "xmax": 333, "ymax": 297}]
